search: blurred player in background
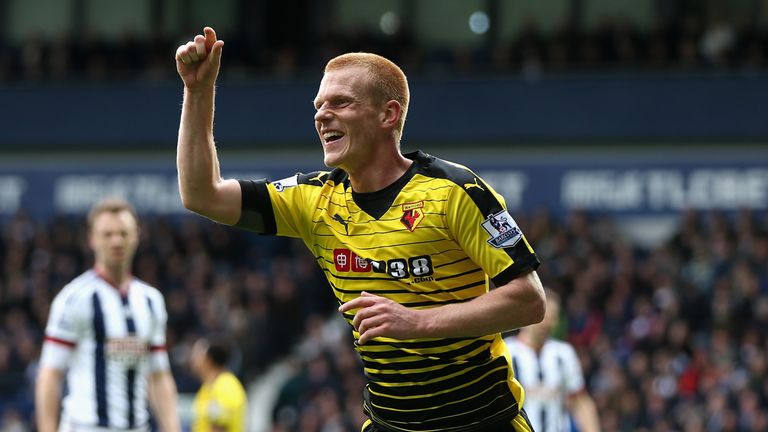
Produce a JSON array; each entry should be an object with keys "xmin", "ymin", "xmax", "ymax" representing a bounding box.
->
[
  {"xmin": 35, "ymin": 198, "xmax": 180, "ymax": 432},
  {"xmin": 505, "ymin": 289, "xmax": 600, "ymax": 432},
  {"xmin": 175, "ymin": 27, "xmax": 545, "ymax": 431},
  {"xmin": 190, "ymin": 337, "xmax": 247, "ymax": 432}
]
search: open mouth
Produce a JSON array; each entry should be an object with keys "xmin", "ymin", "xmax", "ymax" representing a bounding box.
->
[{"xmin": 323, "ymin": 131, "xmax": 345, "ymax": 145}]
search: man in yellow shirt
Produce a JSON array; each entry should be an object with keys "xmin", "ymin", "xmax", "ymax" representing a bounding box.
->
[
  {"xmin": 175, "ymin": 26, "xmax": 545, "ymax": 432},
  {"xmin": 190, "ymin": 338, "xmax": 247, "ymax": 432}
]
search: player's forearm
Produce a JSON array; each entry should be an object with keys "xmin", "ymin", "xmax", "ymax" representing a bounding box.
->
[
  {"xmin": 177, "ymin": 86, "xmax": 222, "ymax": 212},
  {"xmin": 36, "ymin": 368, "xmax": 63, "ymax": 432},
  {"xmin": 422, "ymin": 270, "xmax": 545, "ymax": 338},
  {"xmin": 571, "ymin": 393, "xmax": 601, "ymax": 432},
  {"xmin": 149, "ymin": 372, "xmax": 181, "ymax": 432}
]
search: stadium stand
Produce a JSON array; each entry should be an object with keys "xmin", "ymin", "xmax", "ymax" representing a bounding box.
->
[
  {"xmin": 2, "ymin": 1, "xmax": 768, "ymax": 431},
  {"xmin": 1, "ymin": 208, "xmax": 767, "ymax": 430},
  {"xmin": 1, "ymin": 3, "xmax": 767, "ymax": 83}
]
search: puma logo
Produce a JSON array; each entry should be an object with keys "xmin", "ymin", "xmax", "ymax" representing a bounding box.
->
[
  {"xmin": 464, "ymin": 178, "xmax": 484, "ymax": 191},
  {"xmin": 310, "ymin": 174, "xmax": 325, "ymax": 184},
  {"xmin": 332, "ymin": 214, "xmax": 350, "ymax": 235}
]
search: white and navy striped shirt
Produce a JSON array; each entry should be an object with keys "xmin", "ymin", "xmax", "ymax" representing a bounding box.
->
[
  {"xmin": 505, "ymin": 336, "xmax": 585, "ymax": 432},
  {"xmin": 41, "ymin": 270, "xmax": 170, "ymax": 431}
]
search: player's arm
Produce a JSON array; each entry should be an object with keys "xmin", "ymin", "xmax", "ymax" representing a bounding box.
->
[
  {"xmin": 35, "ymin": 366, "xmax": 64, "ymax": 432},
  {"xmin": 148, "ymin": 370, "xmax": 181, "ymax": 432},
  {"xmin": 175, "ymin": 26, "xmax": 241, "ymax": 225},
  {"xmin": 146, "ymin": 293, "xmax": 180, "ymax": 432},
  {"xmin": 562, "ymin": 342, "xmax": 600, "ymax": 431},
  {"xmin": 411, "ymin": 175, "xmax": 546, "ymax": 337},
  {"xmin": 568, "ymin": 391, "xmax": 601, "ymax": 432},
  {"xmin": 423, "ymin": 269, "xmax": 544, "ymax": 336},
  {"xmin": 340, "ymin": 270, "xmax": 544, "ymax": 344},
  {"xmin": 37, "ymin": 288, "xmax": 83, "ymax": 432}
]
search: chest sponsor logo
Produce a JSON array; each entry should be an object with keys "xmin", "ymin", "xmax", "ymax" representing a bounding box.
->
[
  {"xmin": 481, "ymin": 210, "xmax": 522, "ymax": 248},
  {"xmin": 106, "ymin": 336, "xmax": 148, "ymax": 366},
  {"xmin": 400, "ymin": 201, "xmax": 425, "ymax": 232},
  {"xmin": 334, "ymin": 249, "xmax": 371, "ymax": 273},
  {"xmin": 333, "ymin": 249, "xmax": 434, "ymax": 281}
]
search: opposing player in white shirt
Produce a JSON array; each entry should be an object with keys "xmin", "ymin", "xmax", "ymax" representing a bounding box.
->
[
  {"xmin": 505, "ymin": 289, "xmax": 600, "ymax": 432},
  {"xmin": 36, "ymin": 198, "xmax": 180, "ymax": 432}
]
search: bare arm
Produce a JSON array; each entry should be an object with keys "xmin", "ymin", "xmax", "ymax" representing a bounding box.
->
[
  {"xmin": 339, "ymin": 270, "xmax": 545, "ymax": 344},
  {"xmin": 569, "ymin": 391, "xmax": 601, "ymax": 432},
  {"xmin": 176, "ymin": 26, "xmax": 242, "ymax": 225},
  {"xmin": 36, "ymin": 366, "xmax": 64, "ymax": 432},
  {"xmin": 148, "ymin": 371, "xmax": 181, "ymax": 432}
]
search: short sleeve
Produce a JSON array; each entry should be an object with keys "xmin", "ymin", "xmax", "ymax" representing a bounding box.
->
[
  {"xmin": 446, "ymin": 178, "xmax": 539, "ymax": 287},
  {"xmin": 236, "ymin": 174, "xmax": 318, "ymax": 239},
  {"xmin": 40, "ymin": 288, "xmax": 86, "ymax": 369}
]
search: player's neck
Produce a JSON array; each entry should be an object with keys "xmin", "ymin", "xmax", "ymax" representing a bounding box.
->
[
  {"xmin": 94, "ymin": 263, "xmax": 132, "ymax": 291},
  {"xmin": 347, "ymin": 152, "xmax": 412, "ymax": 193}
]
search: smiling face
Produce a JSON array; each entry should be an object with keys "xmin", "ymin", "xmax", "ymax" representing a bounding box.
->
[{"xmin": 313, "ymin": 66, "xmax": 384, "ymax": 171}]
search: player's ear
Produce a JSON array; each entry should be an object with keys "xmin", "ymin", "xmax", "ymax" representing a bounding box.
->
[{"xmin": 380, "ymin": 100, "xmax": 401, "ymax": 128}]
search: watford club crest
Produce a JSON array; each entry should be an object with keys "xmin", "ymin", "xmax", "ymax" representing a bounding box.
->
[{"xmin": 400, "ymin": 201, "xmax": 425, "ymax": 231}]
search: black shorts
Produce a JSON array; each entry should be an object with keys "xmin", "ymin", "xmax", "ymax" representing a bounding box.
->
[{"xmin": 363, "ymin": 409, "xmax": 535, "ymax": 432}]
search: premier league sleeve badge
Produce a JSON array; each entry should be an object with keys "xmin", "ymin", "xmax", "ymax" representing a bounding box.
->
[{"xmin": 481, "ymin": 210, "xmax": 523, "ymax": 248}]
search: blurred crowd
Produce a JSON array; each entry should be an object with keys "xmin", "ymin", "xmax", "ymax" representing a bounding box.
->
[
  {"xmin": 536, "ymin": 209, "xmax": 768, "ymax": 431},
  {"xmin": 1, "ymin": 208, "xmax": 768, "ymax": 431},
  {"xmin": 268, "ymin": 209, "xmax": 768, "ymax": 432},
  {"xmin": 1, "ymin": 11, "xmax": 767, "ymax": 84}
]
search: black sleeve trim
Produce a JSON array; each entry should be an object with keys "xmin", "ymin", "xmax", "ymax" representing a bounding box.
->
[
  {"xmin": 235, "ymin": 179, "xmax": 277, "ymax": 234},
  {"xmin": 419, "ymin": 154, "xmax": 504, "ymax": 217},
  {"xmin": 491, "ymin": 254, "xmax": 541, "ymax": 287}
]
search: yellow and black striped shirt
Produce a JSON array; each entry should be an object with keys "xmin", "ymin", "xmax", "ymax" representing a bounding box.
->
[{"xmin": 237, "ymin": 151, "xmax": 540, "ymax": 432}]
